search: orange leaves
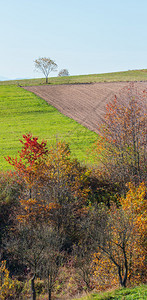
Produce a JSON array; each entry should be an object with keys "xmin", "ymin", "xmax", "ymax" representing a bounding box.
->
[{"xmin": 17, "ymin": 198, "xmax": 59, "ymax": 224}]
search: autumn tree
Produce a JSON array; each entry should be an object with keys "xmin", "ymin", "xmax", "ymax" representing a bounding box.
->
[
  {"xmin": 5, "ymin": 139, "xmax": 69, "ymax": 300},
  {"xmin": 95, "ymin": 84, "xmax": 147, "ymax": 188},
  {"xmin": 5, "ymin": 133, "xmax": 48, "ymax": 199},
  {"xmin": 5, "ymin": 136, "xmax": 91, "ymax": 240},
  {"xmin": 42, "ymin": 141, "xmax": 91, "ymax": 247},
  {"xmin": 5, "ymin": 135, "xmax": 92, "ymax": 282},
  {"xmin": 34, "ymin": 57, "xmax": 58, "ymax": 84},
  {"xmin": 92, "ymin": 182, "xmax": 147, "ymax": 288},
  {"xmin": 119, "ymin": 182, "xmax": 147, "ymax": 284}
]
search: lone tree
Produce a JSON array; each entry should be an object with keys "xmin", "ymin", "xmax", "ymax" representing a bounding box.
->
[
  {"xmin": 34, "ymin": 57, "xmax": 57, "ymax": 84},
  {"xmin": 58, "ymin": 69, "xmax": 69, "ymax": 77}
]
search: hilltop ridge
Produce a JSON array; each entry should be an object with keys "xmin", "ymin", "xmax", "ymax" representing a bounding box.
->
[{"xmin": 0, "ymin": 69, "xmax": 147, "ymax": 86}]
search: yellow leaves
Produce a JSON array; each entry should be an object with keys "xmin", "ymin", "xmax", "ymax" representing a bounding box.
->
[
  {"xmin": 0, "ymin": 261, "xmax": 9, "ymax": 279},
  {"xmin": 92, "ymin": 182, "xmax": 147, "ymax": 289},
  {"xmin": 92, "ymin": 251, "xmax": 118, "ymax": 291},
  {"xmin": 0, "ymin": 261, "xmax": 20, "ymax": 300},
  {"xmin": 120, "ymin": 182, "xmax": 146, "ymax": 218},
  {"xmin": 45, "ymin": 141, "xmax": 91, "ymax": 202}
]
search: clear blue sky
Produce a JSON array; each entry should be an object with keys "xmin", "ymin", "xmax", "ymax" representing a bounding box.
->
[{"xmin": 1, "ymin": 0, "xmax": 147, "ymax": 79}]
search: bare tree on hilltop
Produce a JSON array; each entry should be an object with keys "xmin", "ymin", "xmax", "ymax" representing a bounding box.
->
[{"xmin": 34, "ymin": 57, "xmax": 58, "ymax": 84}]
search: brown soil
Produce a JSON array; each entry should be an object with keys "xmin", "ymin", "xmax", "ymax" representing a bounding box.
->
[{"xmin": 23, "ymin": 82, "xmax": 147, "ymax": 133}]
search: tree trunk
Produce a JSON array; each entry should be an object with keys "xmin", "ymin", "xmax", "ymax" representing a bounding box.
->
[
  {"xmin": 31, "ymin": 274, "xmax": 36, "ymax": 300},
  {"xmin": 48, "ymin": 273, "xmax": 52, "ymax": 300},
  {"xmin": 29, "ymin": 188, "xmax": 32, "ymax": 199},
  {"xmin": 118, "ymin": 266, "xmax": 123, "ymax": 287},
  {"xmin": 122, "ymin": 252, "xmax": 128, "ymax": 287},
  {"xmin": 48, "ymin": 288, "xmax": 52, "ymax": 300},
  {"xmin": 46, "ymin": 77, "xmax": 48, "ymax": 84},
  {"xmin": 118, "ymin": 265, "xmax": 127, "ymax": 288},
  {"xmin": 122, "ymin": 271, "xmax": 127, "ymax": 287}
]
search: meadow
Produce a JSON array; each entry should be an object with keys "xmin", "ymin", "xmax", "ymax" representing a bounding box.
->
[
  {"xmin": 0, "ymin": 85, "xmax": 97, "ymax": 170},
  {"xmin": 0, "ymin": 69, "xmax": 147, "ymax": 86}
]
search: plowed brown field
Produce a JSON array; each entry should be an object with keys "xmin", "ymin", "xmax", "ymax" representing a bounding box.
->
[{"xmin": 24, "ymin": 81, "xmax": 147, "ymax": 133}]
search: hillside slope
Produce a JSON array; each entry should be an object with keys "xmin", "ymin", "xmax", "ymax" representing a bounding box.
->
[{"xmin": 24, "ymin": 81, "xmax": 147, "ymax": 133}]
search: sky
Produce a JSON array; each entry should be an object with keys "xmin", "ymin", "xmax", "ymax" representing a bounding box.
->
[{"xmin": 0, "ymin": 0, "xmax": 147, "ymax": 80}]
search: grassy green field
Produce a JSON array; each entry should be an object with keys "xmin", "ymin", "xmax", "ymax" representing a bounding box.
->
[
  {"xmin": 0, "ymin": 85, "xmax": 97, "ymax": 170},
  {"xmin": 1, "ymin": 69, "xmax": 147, "ymax": 170},
  {"xmin": 74, "ymin": 285, "xmax": 147, "ymax": 300},
  {"xmin": 0, "ymin": 69, "xmax": 147, "ymax": 86}
]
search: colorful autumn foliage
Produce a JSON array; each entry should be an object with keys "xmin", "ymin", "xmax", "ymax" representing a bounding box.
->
[
  {"xmin": 4, "ymin": 134, "xmax": 93, "ymax": 300},
  {"xmin": 5, "ymin": 136, "xmax": 91, "ymax": 234},
  {"xmin": 46, "ymin": 141, "xmax": 91, "ymax": 202},
  {"xmin": 95, "ymin": 84, "xmax": 147, "ymax": 188},
  {"xmin": 2, "ymin": 123, "xmax": 146, "ymax": 298},
  {"xmin": 5, "ymin": 133, "xmax": 48, "ymax": 198},
  {"xmin": 119, "ymin": 182, "xmax": 147, "ymax": 283},
  {"xmin": 93, "ymin": 182, "xmax": 147, "ymax": 289}
]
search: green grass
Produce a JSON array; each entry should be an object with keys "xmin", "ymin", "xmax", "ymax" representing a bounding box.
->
[
  {"xmin": 1, "ymin": 69, "xmax": 147, "ymax": 170},
  {"xmin": 0, "ymin": 85, "xmax": 97, "ymax": 170},
  {"xmin": 73, "ymin": 285, "xmax": 147, "ymax": 300},
  {"xmin": 0, "ymin": 69, "xmax": 147, "ymax": 86}
]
